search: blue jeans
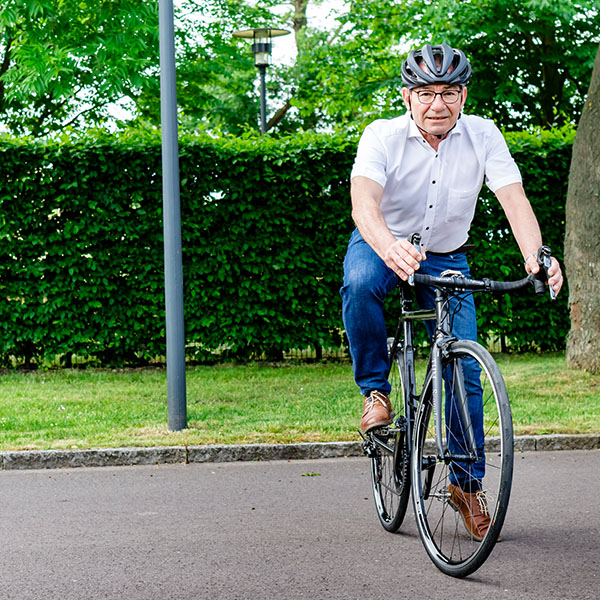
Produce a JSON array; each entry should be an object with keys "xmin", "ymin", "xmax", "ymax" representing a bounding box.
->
[{"xmin": 340, "ymin": 229, "xmax": 484, "ymax": 488}]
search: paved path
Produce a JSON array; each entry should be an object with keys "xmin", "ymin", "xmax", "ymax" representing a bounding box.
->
[{"xmin": 0, "ymin": 450, "xmax": 598, "ymax": 599}]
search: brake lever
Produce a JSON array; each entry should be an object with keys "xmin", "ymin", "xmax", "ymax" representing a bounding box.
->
[
  {"xmin": 537, "ymin": 245, "xmax": 556, "ymax": 300},
  {"xmin": 408, "ymin": 233, "xmax": 421, "ymax": 287}
]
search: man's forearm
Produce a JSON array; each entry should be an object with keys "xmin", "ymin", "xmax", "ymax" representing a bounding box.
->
[
  {"xmin": 352, "ymin": 200, "xmax": 397, "ymax": 260},
  {"xmin": 495, "ymin": 182, "xmax": 543, "ymax": 258}
]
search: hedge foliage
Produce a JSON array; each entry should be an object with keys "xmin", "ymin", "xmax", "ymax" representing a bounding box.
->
[{"xmin": 0, "ymin": 127, "xmax": 572, "ymax": 366}]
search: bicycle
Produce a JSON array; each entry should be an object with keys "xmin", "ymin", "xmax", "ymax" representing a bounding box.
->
[{"xmin": 360, "ymin": 239, "xmax": 554, "ymax": 577}]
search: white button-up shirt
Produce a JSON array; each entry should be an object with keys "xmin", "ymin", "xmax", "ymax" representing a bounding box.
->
[{"xmin": 350, "ymin": 112, "xmax": 522, "ymax": 253}]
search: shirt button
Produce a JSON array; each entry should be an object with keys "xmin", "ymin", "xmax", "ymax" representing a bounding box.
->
[
  {"xmin": 425, "ymin": 227, "xmax": 430, "ymax": 230},
  {"xmin": 432, "ymin": 180, "xmax": 436, "ymax": 184},
  {"xmin": 429, "ymin": 205, "xmax": 433, "ymax": 208}
]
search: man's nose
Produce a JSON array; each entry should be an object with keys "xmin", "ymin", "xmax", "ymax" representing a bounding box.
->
[{"xmin": 430, "ymin": 94, "xmax": 447, "ymax": 110}]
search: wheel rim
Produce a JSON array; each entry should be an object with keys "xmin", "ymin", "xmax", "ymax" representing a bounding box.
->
[
  {"xmin": 369, "ymin": 341, "xmax": 411, "ymax": 531},
  {"xmin": 412, "ymin": 344, "xmax": 513, "ymax": 574},
  {"xmin": 370, "ymin": 433, "xmax": 402, "ymax": 524}
]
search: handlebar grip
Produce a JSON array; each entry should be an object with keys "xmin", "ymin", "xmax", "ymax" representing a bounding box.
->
[{"xmin": 531, "ymin": 271, "xmax": 546, "ymax": 295}]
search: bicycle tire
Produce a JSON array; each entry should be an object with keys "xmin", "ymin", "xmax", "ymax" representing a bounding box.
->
[
  {"xmin": 411, "ymin": 340, "xmax": 513, "ymax": 577},
  {"xmin": 369, "ymin": 338, "xmax": 412, "ymax": 532}
]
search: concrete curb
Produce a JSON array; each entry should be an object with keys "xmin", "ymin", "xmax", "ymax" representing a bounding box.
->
[{"xmin": 0, "ymin": 434, "xmax": 598, "ymax": 471}]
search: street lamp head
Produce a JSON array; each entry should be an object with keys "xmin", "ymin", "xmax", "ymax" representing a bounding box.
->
[
  {"xmin": 251, "ymin": 29, "xmax": 272, "ymax": 67},
  {"xmin": 232, "ymin": 27, "xmax": 290, "ymax": 134},
  {"xmin": 232, "ymin": 28, "xmax": 290, "ymax": 68}
]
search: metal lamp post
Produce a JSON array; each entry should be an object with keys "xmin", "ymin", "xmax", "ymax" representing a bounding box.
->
[
  {"xmin": 159, "ymin": 0, "xmax": 186, "ymax": 431},
  {"xmin": 232, "ymin": 28, "xmax": 290, "ymax": 134}
]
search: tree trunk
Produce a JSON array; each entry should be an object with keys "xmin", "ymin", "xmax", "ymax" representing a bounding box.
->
[
  {"xmin": 265, "ymin": 1, "xmax": 309, "ymax": 132},
  {"xmin": 293, "ymin": 0, "xmax": 309, "ymax": 46},
  {"xmin": 0, "ymin": 35, "xmax": 14, "ymax": 110},
  {"xmin": 564, "ymin": 43, "xmax": 600, "ymax": 373}
]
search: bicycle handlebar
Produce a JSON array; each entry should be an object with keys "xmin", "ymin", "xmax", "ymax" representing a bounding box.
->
[
  {"xmin": 406, "ymin": 236, "xmax": 554, "ymax": 299},
  {"xmin": 412, "ymin": 272, "xmax": 539, "ymax": 293}
]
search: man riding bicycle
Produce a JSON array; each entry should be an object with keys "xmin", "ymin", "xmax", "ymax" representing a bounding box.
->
[{"xmin": 341, "ymin": 43, "xmax": 563, "ymax": 539}]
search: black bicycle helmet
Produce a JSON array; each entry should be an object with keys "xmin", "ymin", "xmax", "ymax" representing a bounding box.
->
[{"xmin": 401, "ymin": 43, "xmax": 471, "ymax": 88}]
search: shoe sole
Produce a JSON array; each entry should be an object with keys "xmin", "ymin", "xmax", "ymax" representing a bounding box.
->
[
  {"xmin": 361, "ymin": 412, "xmax": 395, "ymax": 434},
  {"xmin": 361, "ymin": 420, "xmax": 393, "ymax": 434}
]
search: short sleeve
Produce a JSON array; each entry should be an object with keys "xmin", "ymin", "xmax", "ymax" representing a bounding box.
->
[
  {"xmin": 350, "ymin": 123, "xmax": 388, "ymax": 188},
  {"xmin": 484, "ymin": 125, "xmax": 522, "ymax": 193}
]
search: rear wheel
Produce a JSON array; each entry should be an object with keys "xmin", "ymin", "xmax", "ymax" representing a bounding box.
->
[
  {"xmin": 369, "ymin": 338, "xmax": 412, "ymax": 532},
  {"xmin": 411, "ymin": 340, "xmax": 513, "ymax": 577}
]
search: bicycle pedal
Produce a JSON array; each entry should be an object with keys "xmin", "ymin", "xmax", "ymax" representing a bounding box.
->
[
  {"xmin": 358, "ymin": 429, "xmax": 377, "ymax": 458},
  {"xmin": 373, "ymin": 424, "xmax": 394, "ymax": 437},
  {"xmin": 395, "ymin": 414, "xmax": 407, "ymax": 430}
]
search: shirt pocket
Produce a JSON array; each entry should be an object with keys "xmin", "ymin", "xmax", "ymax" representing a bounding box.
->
[{"xmin": 445, "ymin": 186, "xmax": 480, "ymax": 224}]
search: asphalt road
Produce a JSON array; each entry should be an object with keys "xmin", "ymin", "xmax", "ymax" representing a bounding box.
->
[{"xmin": 0, "ymin": 450, "xmax": 598, "ymax": 600}]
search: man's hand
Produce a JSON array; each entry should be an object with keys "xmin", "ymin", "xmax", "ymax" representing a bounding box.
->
[
  {"xmin": 383, "ymin": 238, "xmax": 426, "ymax": 281},
  {"xmin": 525, "ymin": 254, "xmax": 564, "ymax": 297}
]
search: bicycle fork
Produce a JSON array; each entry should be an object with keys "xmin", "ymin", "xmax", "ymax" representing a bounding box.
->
[
  {"xmin": 428, "ymin": 290, "xmax": 479, "ymax": 478},
  {"xmin": 431, "ymin": 345, "xmax": 478, "ymax": 464}
]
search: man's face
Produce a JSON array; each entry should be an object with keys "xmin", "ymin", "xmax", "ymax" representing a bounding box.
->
[{"xmin": 401, "ymin": 84, "xmax": 467, "ymax": 137}]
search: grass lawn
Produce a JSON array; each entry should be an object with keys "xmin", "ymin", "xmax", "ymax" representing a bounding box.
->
[{"xmin": 0, "ymin": 352, "xmax": 598, "ymax": 451}]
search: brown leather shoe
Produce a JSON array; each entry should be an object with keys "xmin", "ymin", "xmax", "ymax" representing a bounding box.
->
[
  {"xmin": 448, "ymin": 484, "xmax": 499, "ymax": 542},
  {"xmin": 360, "ymin": 391, "xmax": 393, "ymax": 433}
]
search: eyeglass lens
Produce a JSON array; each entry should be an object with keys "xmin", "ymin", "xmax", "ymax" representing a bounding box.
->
[{"xmin": 415, "ymin": 90, "xmax": 460, "ymax": 104}]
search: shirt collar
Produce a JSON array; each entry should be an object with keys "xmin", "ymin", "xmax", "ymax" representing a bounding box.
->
[{"xmin": 408, "ymin": 117, "xmax": 422, "ymax": 139}]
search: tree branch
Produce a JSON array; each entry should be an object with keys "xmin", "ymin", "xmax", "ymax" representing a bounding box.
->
[
  {"xmin": 32, "ymin": 96, "xmax": 70, "ymax": 137},
  {"xmin": 326, "ymin": 21, "xmax": 346, "ymax": 47},
  {"xmin": 61, "ymin": 99, "xmax": 108, "ymax": 130},
  {"xmin": 266, "ymin": 98, "xmax": 292, "ymax": 131}
]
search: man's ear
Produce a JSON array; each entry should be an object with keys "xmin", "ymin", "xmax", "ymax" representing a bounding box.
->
[
  {"xmin": 460, "ymin": 86, "xmax": 468, "ymax": 110},
  {"xmin": 401, "ymin": 87, "xmax": 411, "ymax": 110}
]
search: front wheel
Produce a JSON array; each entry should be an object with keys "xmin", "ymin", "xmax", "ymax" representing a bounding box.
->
[
  {"xmin": 411, "ymin": 340, "xmax": 513, "ymax": 577},
  {"xmin": 369, "ymin": 339, "xmax": 412, "ymax": 532}
]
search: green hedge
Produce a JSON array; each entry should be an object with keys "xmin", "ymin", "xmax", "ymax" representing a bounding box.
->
[
  {"xmin": 0, "ymin": 127, "xmax": 572, "ymax": 366},
  {"xmin": 469, "ymin": 128, "xmax": 572, "ymax": 351}
]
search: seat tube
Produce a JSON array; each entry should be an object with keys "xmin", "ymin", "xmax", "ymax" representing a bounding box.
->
[{"xmin": 403, "ymin": 318, "xmax": 416, "ymax": 403}]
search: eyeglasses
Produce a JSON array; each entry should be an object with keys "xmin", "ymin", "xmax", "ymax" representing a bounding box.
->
[{"xmin": 411, "ymin": 89, "xmax": 462, "ymax": 105}]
